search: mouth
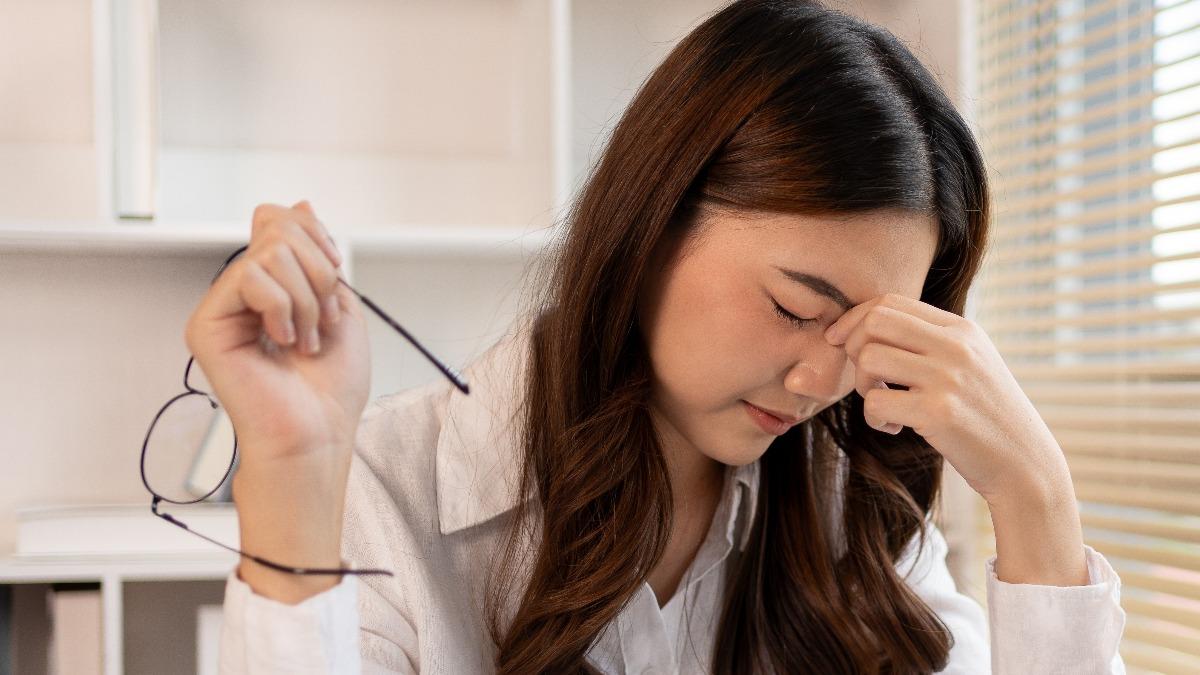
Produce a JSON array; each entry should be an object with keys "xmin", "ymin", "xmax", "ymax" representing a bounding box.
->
[{"xmin": 742, "ymin": 400, "xmax": 802, "ymax": 435}]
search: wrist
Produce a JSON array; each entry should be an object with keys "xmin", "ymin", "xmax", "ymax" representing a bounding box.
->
[
  {"xmin": 236, "ymin": 558, "xmax": 344, "ymax": 605},
  {"xmin": 230, "ymin": 457, "xmax": 349, "ymax": 604},
  {"xmin": 986, "ymin": 479, "xmax": 1089, "ymax": 586}
]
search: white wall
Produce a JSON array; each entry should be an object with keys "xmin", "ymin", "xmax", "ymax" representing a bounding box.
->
[{"xmin": 1, "ymin": 0, "xmax": 977, "ymax": 587}]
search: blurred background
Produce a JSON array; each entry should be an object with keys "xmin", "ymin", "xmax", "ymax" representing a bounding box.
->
[{"xmin": 0, "ymin": 0, "xmax": 1196, "ymax": 673}]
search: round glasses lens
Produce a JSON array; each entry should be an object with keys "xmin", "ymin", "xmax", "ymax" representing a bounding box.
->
[{"xmin": 143, "ymin": 392, "xmax": 236, "ymax": 503}]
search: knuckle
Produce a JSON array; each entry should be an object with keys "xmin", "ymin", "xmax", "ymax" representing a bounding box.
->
[
  {"xmin": 942, "ymin": 365, "xmax": 965, "ymax": 390},
  {"xmin": 251, "ymin": 203, "xmax": 277, "ymax": 231},
  {"xmin": 949, "ymin": 337, "xmax": 975, "ymax": 366},
  {"xmin": 928, "ymin": 392, "xmax": 957, "ymax": 418},
  {"xmin": 261, "ymin": 241, "xmax": 291, "ymax": 268},
  {"xmin": 317, "ymin": 263, "xmax": 339, "ymax": 293},
  {"xmin": 862, "ymin": 308, "xmax": 887, "ymax": 335},
  {"xmin": 858, "ymin": 343, "xmax": 883, "ymax": 374}
]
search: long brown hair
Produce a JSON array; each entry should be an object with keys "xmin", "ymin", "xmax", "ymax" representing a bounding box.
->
[{"xmin": 484, "ymin": 1, "xmax": 990, "ymax": 672}]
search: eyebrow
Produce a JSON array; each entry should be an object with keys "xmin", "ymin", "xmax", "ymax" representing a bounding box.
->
[{"xmin": 773, "ymin": 265, "xmax": 856, "ymax": 311}]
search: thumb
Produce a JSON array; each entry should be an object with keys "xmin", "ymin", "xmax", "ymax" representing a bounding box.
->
[{"xmin": 293, "ymin": 199, "xmax": 315, "ymax": 215}]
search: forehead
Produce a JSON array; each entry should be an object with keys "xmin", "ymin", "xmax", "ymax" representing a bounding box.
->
[{"xmin": 697, "ymin": 207, "xmax": 939, "ymax": 304}]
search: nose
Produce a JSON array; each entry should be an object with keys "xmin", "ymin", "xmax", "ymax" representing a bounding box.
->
[{"xmin": 784, "ymin": 339, "xmax": 852, "ymax": 402}]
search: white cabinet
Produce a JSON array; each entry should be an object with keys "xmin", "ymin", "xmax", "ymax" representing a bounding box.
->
[
  {"xmin": 0, "ymin": 1, "xmax": 729, "ymax": 673},
  {"xmin": 1, "ymin": 0, "xmax": 571, "ymax": 228},
  {"xmin": 0, "ymin": 0, "xmax": 101, "ymax": 221}
]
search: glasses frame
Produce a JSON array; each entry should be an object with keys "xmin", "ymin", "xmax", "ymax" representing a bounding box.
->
[{"xmin": 140, "ymin": 243, "xmax": 471, "ymax": 577}]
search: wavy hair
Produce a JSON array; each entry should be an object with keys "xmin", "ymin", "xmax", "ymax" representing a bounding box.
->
[{"xmin": 484, "ymin": 1, "xmax": 990, "ymax": 672}]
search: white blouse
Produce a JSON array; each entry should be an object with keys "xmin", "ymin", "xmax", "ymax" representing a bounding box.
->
[{"xmin": 218, "ymin": 315, "xmax": 1128, "ymax": 674}]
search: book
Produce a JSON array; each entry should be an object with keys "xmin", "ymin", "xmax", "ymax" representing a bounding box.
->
[
  {"xmin": 48, "ymin": 586, "xmax": 102, "ymax": 675},
  {"xmin": 196, "ymin": 603, "xmax": 224, "ymax": 675},
  {"xmin": 16, "ymin": 503, "xmax": 239, "ymax": 558}
]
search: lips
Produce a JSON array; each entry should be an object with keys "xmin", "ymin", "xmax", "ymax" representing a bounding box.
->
[{"xmin": 747, "ymin": 403, "xmax": 801, "ymax": 425}]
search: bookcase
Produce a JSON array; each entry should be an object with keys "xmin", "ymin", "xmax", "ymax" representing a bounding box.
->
[
  {"xmin": 0, "ymin": 1, "xmax": 744, "ymax": 672},
  {"xmin": 0, "ymin": 1, "xmax": 970, "ymax": 673}
]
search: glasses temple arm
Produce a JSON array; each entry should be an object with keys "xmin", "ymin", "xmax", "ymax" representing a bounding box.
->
[
  {"xmin": 149, "ymin": 497, "xmax": 393, "ymax": 577},
  {"xmin": 335, "ymin": 278, "xmax": 470, "ymax": 395}
]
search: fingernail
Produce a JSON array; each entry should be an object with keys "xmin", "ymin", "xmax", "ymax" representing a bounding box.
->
[
  {"xmin": 825, "ymin": 323, "xmax": 840, "ymax": 344},
  {"xmin": 283, "ymin": 320, "xmax": 297, "ymax": 345},
  {"xmin": 307, "ymin": 327, "xmax": 321, "ymax": 354}
]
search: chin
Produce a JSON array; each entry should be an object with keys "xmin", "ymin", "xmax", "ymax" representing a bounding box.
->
[{"xmin": 703, "ymin": 441, "xmax": 772, "ymax": 467}]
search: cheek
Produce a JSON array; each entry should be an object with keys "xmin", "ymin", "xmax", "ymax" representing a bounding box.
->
[{"xmin": 645, "ymin": 271, "xmax": 770, "ymax": 409}]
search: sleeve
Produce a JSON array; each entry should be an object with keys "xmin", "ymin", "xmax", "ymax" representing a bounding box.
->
[
  {"xmin": 217, "ymin": 402, "xmax": 423, "ymax": 674},
  {"xmin": 895, "ymin": 519, "xmax": 1128, "ymax": 675},
  {"xmin": 218, "ymin": 563, "xmax": 366, "ymax": 674},
  {"xmin": 985, "ymin": 543, "xmax": 1127, "ymax": 675}
]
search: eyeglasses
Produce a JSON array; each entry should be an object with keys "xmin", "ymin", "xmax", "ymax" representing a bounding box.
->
[{"xmin": 140, "ymin": 243, "xmax": 470, "ymax": 577}]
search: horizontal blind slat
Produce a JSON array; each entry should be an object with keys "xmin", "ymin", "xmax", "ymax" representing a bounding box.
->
[
  {"xmin": 984, "ymin": 304, "xmax": 1200, "ymax": 332},
  {"xmin": 1122, "ymin": 619, "xmax": 1200, "ymax": 661},
  {"xmin": 984, "ymin": 24, "xmax": 1159, "ymax": 99},
  {"xmin": 988, "ymin": 134, "xmax": 1200, "ymax": 194},
  {"xmin": 1044, "ymin": 407, "xmax": 1200, "ymax": 432},
  {"xmin": 991, "ymin": 165, "xmax": 1200, "ymax": 222},
  {"xmin": 996, "ymin": 332, "xmax": 1200, "ymax": 357},
  {"xmin": 1024, "ymin": 381, "xmax": 1200, "ymax": 405},
  {"xmin": 1075, "ymin": 480, "xmax": 1200, "ymax": 511},
  {"xmin": 983, "ymin": 88, "xmax": 1199, "ymax": 149},
  {"xmin": 1080, "ymin": 512, "xmax": 1200, "ymax": 547},
  {"xmin": 991, "ymin": 216, "xmax": 1200, "ymax": 268},
  {"xmin": 980, "ymin": 277, "xmax": 1200, "ymax": 311},
  {"xmin": 984, "ymin": 193, "xmax": 1200, "ymax": 252},
  {"xmin": 1057, "ymin": 431, "xmax": 1200, "ymax": 461},
  {"xmin": 1120, "ymin": 641, "xmax": 1200, "ymax": 674},
  {"xmin": 979, "ymin": 3, "xmax": 1163, "ymax": 89}
]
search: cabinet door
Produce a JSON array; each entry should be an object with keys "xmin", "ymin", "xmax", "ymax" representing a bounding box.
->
[
  {"xmin": 155, "ymin": 0, "xmax": 557, "ymax": 228},
  {"xmin": 0, "ymin": 0, "xmax": 100, "ymax": 222}
]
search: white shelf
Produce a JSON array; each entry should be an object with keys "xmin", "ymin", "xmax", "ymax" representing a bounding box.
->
[
  {"xmin": 0, "ymin": 551, "xmax": 236, "ymax": 584},
  {"xmin": 0, "ymin": 220, "xmax": 560, "ymax": 257}
]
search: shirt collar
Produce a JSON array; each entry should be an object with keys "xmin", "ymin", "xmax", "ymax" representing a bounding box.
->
[{"xmin": 435, "ymin": 313, "xmax": 761, "ymax": 552}]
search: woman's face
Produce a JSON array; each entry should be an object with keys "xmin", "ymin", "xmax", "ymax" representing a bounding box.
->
[{"xmin": 636, "ymin": 206, "xmax": 940, "ymax": 468}]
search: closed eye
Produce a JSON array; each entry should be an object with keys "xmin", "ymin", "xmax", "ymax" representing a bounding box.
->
[{"xmin": 771, "ymin": 299, "xmax": 818, "ymax": 329}]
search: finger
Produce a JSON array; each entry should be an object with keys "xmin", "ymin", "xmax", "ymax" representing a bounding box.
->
[
  {"xmin": 252, "ymin": 238, "xmax": 324, "ymax": 354},
  {"xmin": 276, "ymin": 219, "xmax": 342, "ymax": 328},
  {"xmin": 877, "ymin": 293, "xmax": 962, "ymax": 327},
  {"xmin": 827, "ymin": 293, "xmax": 959, "ymax": 345},
  {"xmin": 290, "ymin": 200, "xmax": 343, "ymax": 268},
  {"xmin": 852, "ymin": 342, "xmax": 933, "ymax": 391},
  {"xmin": 862, "ymin": 383, "xmax": 916, "ymax": 435},
  {"xmin": 236, "ymin": 260, "xmax": 298, "ymax": 348},
  {"xmin": 842, "ymin": 305, "xmax": 951, "ymax": 362},
  {"xmin": 851, "ymin": 360, "xmax": 895, "ymax": 434},
  {"xmin": 251, "ymin": 202, "xmax": 343, "ymax": 270}
]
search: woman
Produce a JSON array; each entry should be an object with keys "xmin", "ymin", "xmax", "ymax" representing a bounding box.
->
[{"xmin": 192, "ymin": 1, "xmax": 1127, "ymax": 672}]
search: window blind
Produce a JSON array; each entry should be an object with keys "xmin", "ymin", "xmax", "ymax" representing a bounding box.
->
[{"xmin": 971, "ymin": 0, "xmax": 1200, "ymax": 672}]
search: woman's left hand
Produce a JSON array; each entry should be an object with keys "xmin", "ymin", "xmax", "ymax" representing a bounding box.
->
[{"xmin": 823, "ymin": 293, "xmax": 1071, "ymax": 509}]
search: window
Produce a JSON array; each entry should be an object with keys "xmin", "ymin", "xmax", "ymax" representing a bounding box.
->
[{"xmin": 972, "ymin": 0, "xmax": 1200, "ymax": 671}]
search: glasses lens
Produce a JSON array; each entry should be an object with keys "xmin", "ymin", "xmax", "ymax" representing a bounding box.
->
[{"xmin": 143, "ymin": 392, "xmax": 236, "ymax": 503}]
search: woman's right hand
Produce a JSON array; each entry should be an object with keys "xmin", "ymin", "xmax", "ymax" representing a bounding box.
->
[{"xmin": 184, "ymin": 200, "xmax": 371, "ymax": 602}]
